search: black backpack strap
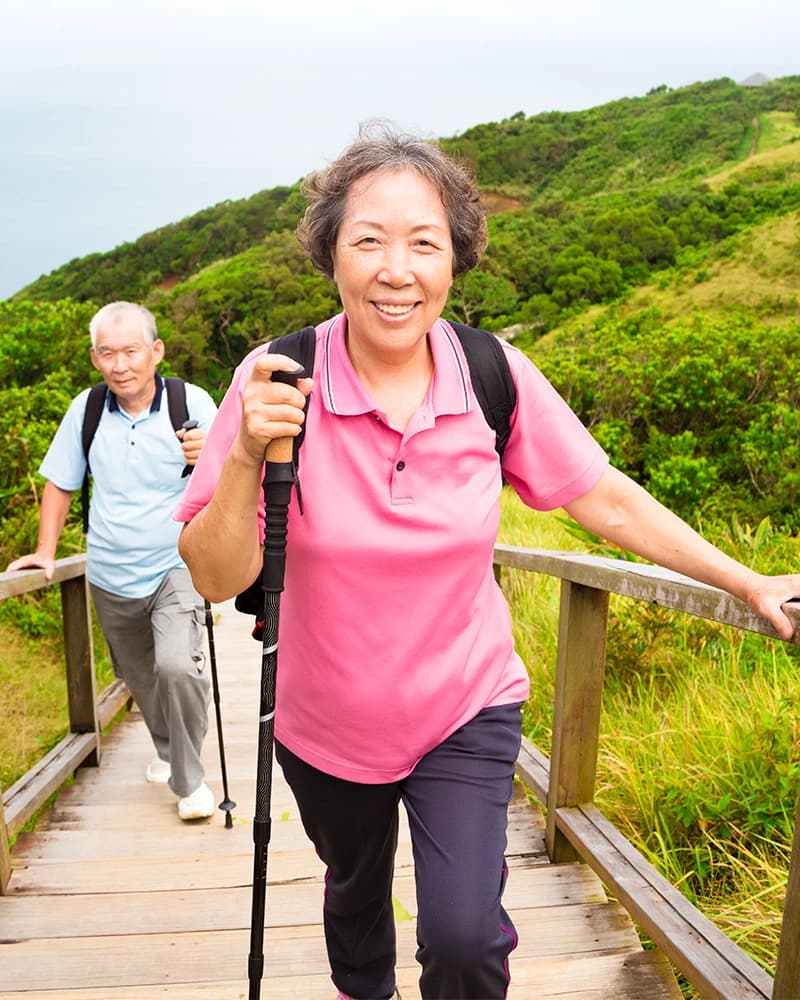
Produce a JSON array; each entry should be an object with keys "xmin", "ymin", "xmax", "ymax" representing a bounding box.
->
[
  {"xmin": 447, "ymin": 322, "xmax": 517, "ymax": 460},
  {"xmin": 162, "ymin": 377, "xmax": 193, "ymax": 477},
  {"xmin": 80, "ymin": 382, "xmax": 109, "ymax": 533},
  {"xmin": 267, "ymin": 326, "xmax": 316, "ymax": 463},
  {"xmin": 164, "ymin": 376, "xmax": 189, "ymax": 431}
]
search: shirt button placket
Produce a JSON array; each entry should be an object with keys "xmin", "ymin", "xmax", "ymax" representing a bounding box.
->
[{"xmin": 390, "ymin": 455, "xmax": 412, "ymax": 503}]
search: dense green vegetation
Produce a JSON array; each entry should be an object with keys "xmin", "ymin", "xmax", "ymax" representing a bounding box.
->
[{"xmin": 2, "ymin": 73, "xmax": 800, "ymax": 991}]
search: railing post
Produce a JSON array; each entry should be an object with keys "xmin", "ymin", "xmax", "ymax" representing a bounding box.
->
[
  {"xmin": 60, "ymin": 574, "xmax": 101, "ymax": 766},
  {"xmin": 0, "ymin": 793, "xmax": 11, "ymax": 894},
  {"xmin": 774, "ymin": 797, "xmax": 800, "ymax": 998},
  {"xmin": 546, "ymin": 579, "xmax": 609, "ymax": 862}
]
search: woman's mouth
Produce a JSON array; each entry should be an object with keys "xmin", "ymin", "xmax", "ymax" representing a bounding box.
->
[{"xmin": 374, "ymin": 302, "xmax": 416, "ymax": 317}]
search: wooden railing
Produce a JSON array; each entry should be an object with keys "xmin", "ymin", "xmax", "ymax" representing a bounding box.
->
[
  {"xmin": 0, "ymin": 556, "xmax": 130, "ymax": 895},
  {"xmin": 2, "ymin": 550, "xmax": 799, "ymax": 997},
  {"xmin": 493, "ymin": 545, "xmax": 800, "ymax": 1000}
]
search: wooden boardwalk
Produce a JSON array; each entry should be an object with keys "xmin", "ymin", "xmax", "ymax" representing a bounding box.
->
[{"xmin": 0, "ymin": 600, "xmax": 681, "ymax": 999}]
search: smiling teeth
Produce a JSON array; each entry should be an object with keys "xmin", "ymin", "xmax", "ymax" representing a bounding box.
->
[{"xmin": 377, "ymin": 303, "xmax": 414, "ymax": 315}]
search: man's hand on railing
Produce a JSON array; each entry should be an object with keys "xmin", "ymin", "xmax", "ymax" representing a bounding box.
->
[{"xmin": 6, "ymin": 551, "xmax": 57, "ymax": 582}]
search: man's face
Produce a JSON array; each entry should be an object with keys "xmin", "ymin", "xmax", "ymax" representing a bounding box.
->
[{"xmin": 90, "ymin": 311, "xmax": 164, "ymax": 412}]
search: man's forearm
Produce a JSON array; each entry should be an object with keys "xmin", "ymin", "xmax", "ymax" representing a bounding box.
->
[{"xmin": 36, "ymin": 481, "xmax": 74, "ymax": 557}]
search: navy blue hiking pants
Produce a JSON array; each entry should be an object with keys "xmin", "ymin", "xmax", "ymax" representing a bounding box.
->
[{"xmin": 276, "ymin": 701, "xmax": 522, "ymax": 1000}]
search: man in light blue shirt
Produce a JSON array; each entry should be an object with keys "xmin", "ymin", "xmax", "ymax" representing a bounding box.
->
[{"xmin": 7, "ymin": 301, "xmax": 219, "ymax": 821}]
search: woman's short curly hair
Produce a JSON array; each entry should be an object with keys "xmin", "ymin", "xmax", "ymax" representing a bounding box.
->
[{"xmin": 296, "ymin": 121, "xmax": 487, "ymax": 280}]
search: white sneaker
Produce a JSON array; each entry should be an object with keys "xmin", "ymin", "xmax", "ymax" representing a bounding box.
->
[
  {"xmin": 145, "ymin": 756, "xmax": 171, "ymax": 784},
  {"xmin": 178, "ymin": 781, "xmax": 215, "ymax": 821}
]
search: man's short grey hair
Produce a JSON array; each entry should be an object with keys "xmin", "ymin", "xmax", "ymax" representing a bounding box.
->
[{"xmin": 89, "ymin": 301, "xmax": 158, "ymax": 347}]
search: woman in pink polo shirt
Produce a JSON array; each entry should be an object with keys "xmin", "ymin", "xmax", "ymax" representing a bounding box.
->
[{"xmin": 176, "ymin": 125, "xmax": 800, "ymax": 1000}]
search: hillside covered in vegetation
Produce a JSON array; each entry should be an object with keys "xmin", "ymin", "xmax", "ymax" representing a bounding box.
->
[{"xmin": 3, "ymin": 73, "xmax": 800, "ymax": 556}]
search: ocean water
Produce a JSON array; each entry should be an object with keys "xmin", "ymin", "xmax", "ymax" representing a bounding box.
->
[{"xmin": 0, "ymin": 103, "xmax": 310, "ymax": 300}]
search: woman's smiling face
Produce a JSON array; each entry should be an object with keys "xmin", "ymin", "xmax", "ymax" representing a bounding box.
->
[{"xmin": 333, "ymin": 168, "xmax": 454, "ymax": 366}]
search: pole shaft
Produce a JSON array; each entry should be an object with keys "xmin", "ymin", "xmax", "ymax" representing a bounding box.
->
[{"xmin": 248, "ymin": 455, "xmax": 295, "ymax": 996}]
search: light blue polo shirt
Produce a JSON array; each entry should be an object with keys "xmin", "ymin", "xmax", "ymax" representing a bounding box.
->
[{"xmin": 40, "ymin": 375, "xmax": 218, "ymax": 597}]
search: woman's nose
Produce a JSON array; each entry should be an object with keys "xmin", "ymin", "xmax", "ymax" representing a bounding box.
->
[{"xmin": 377, "ymin": 245, "xmax": 413, "ymax": 285}]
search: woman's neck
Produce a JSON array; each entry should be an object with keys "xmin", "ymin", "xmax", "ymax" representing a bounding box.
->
[{"xmin": 349, "ymin": 337, "xmax": 434, "ymax": 434}]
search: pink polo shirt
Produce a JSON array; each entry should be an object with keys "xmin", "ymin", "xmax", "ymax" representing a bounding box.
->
[{"xmin": 176, "ymin": 314, "xmax": 607, "ymax": 783}]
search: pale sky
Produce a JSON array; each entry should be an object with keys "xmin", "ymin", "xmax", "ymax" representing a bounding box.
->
[{"xmin": 1, "ymin": 0, "xmax": 798, "ymax": 298}]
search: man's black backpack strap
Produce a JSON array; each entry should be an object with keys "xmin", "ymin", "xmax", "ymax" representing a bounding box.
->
[
  {"xmin": 162, "ymin": 376, "xmax": 193, "ymax": 478},
  {"xmin": 80, "ymin": 376, "xmax": 189, "ymax": 532},
  {"xmin": 164, "ymin": 375, "xmax": 190, "ymax": 440},
  {"xmin": 80, "ymin": 383, "xmax": 110, "ymax": 532},
  {"xmin": 447, "ymin": 322, "xmax": 517, "ymax": 460}
]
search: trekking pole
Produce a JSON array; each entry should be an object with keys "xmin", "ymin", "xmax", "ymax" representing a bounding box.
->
[
  {"xmin": 204, "ymin": 599, "xmax": 236, "ymax": 828},
  {"xmin": 248, "ymin": 367, "xmax": 305, "ymax": 1000},
  {"xmin": 181, "ymin": 419, "xmax": 236, "ymax": 830}
]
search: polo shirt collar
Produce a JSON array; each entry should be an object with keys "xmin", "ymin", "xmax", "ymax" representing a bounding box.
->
[
  {"xmin": 319, "ymin": 313, "xmax": 475, "ymax": 418},
  {"xmin": 106, "ymin": 373, "xmax": 164, "ymax": 414}
]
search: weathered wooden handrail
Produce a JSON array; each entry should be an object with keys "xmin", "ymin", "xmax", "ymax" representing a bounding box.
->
[
  {"xmin": 493, "ymin": 544, "xmax": 800, "ymax": 1000},
  {"xmin": 0, "ymin": 557, "xmax": 130, "ymax": 894}
]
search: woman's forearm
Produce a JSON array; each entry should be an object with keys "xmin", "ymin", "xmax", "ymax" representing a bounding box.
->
[
  {"xmin": 565, "ymin": 466, "xmax": 800, "ymax": 640},
  {"xmin": 564, "ymin": 467, "xmax": 755, "ymax": 597},
  {"xmin": 178, "ymin": 440, "xmax": 264, "ymax": 603}
]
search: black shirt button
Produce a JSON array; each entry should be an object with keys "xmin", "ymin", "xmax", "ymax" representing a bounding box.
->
[{"xmin": 396, "ymin": 461, "xmax": 405, "ymax": 471}]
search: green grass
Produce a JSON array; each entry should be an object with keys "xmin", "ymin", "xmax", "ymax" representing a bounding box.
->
[{"xmin": 0, "ymin": 591, "xmax": 115, "ymax": 793}]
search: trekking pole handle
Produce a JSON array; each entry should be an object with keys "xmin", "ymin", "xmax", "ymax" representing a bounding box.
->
[
  {"xmin": 180, "ymin": 420, "xmax": 200, "ymax": 477},
  {"xmin": 265, "ymin": 367, "xmax": 306, "ymax": 464}
]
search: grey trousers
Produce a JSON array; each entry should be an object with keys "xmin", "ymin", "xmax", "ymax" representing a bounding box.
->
[{"xmin": 90, "ymin": 567, "xmax": 211, "ymax": 797}]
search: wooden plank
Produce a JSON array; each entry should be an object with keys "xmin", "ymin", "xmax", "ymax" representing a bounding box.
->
[
  {"xmin": 96, "ymin": 678, "xmax": 130, "ymax": 730},
  {"xmin": 0, "ymin": 903, "xmax": 647, "ymax": 992},
  {"xmin": 548, "ymin": 579, "xmax": 608, "ymax": 862},
  {"xmin": 0, "ymin": 864, "xmax": 608, "ymax": 940},
  {"xmin": 8, "ymin": 846, "xmax": 547, "ymax": 898},
  {"xmin": 1, "ymin": 732, "xmax": 96, "ymax": 838},
  {"xmin": 507, "ymin": 949, "xmax": 682, "ymax": 998},
  {"xmin": 556, "ymin": 801, "xmax": 774, "ymax": 1000},
  {"xmin": 0, "ymin": 950, "xmax": 682, "ymax": 1000},
  {"xmin": 515, "ymin": 737, "xmax": 549, "ymax": 803}
]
